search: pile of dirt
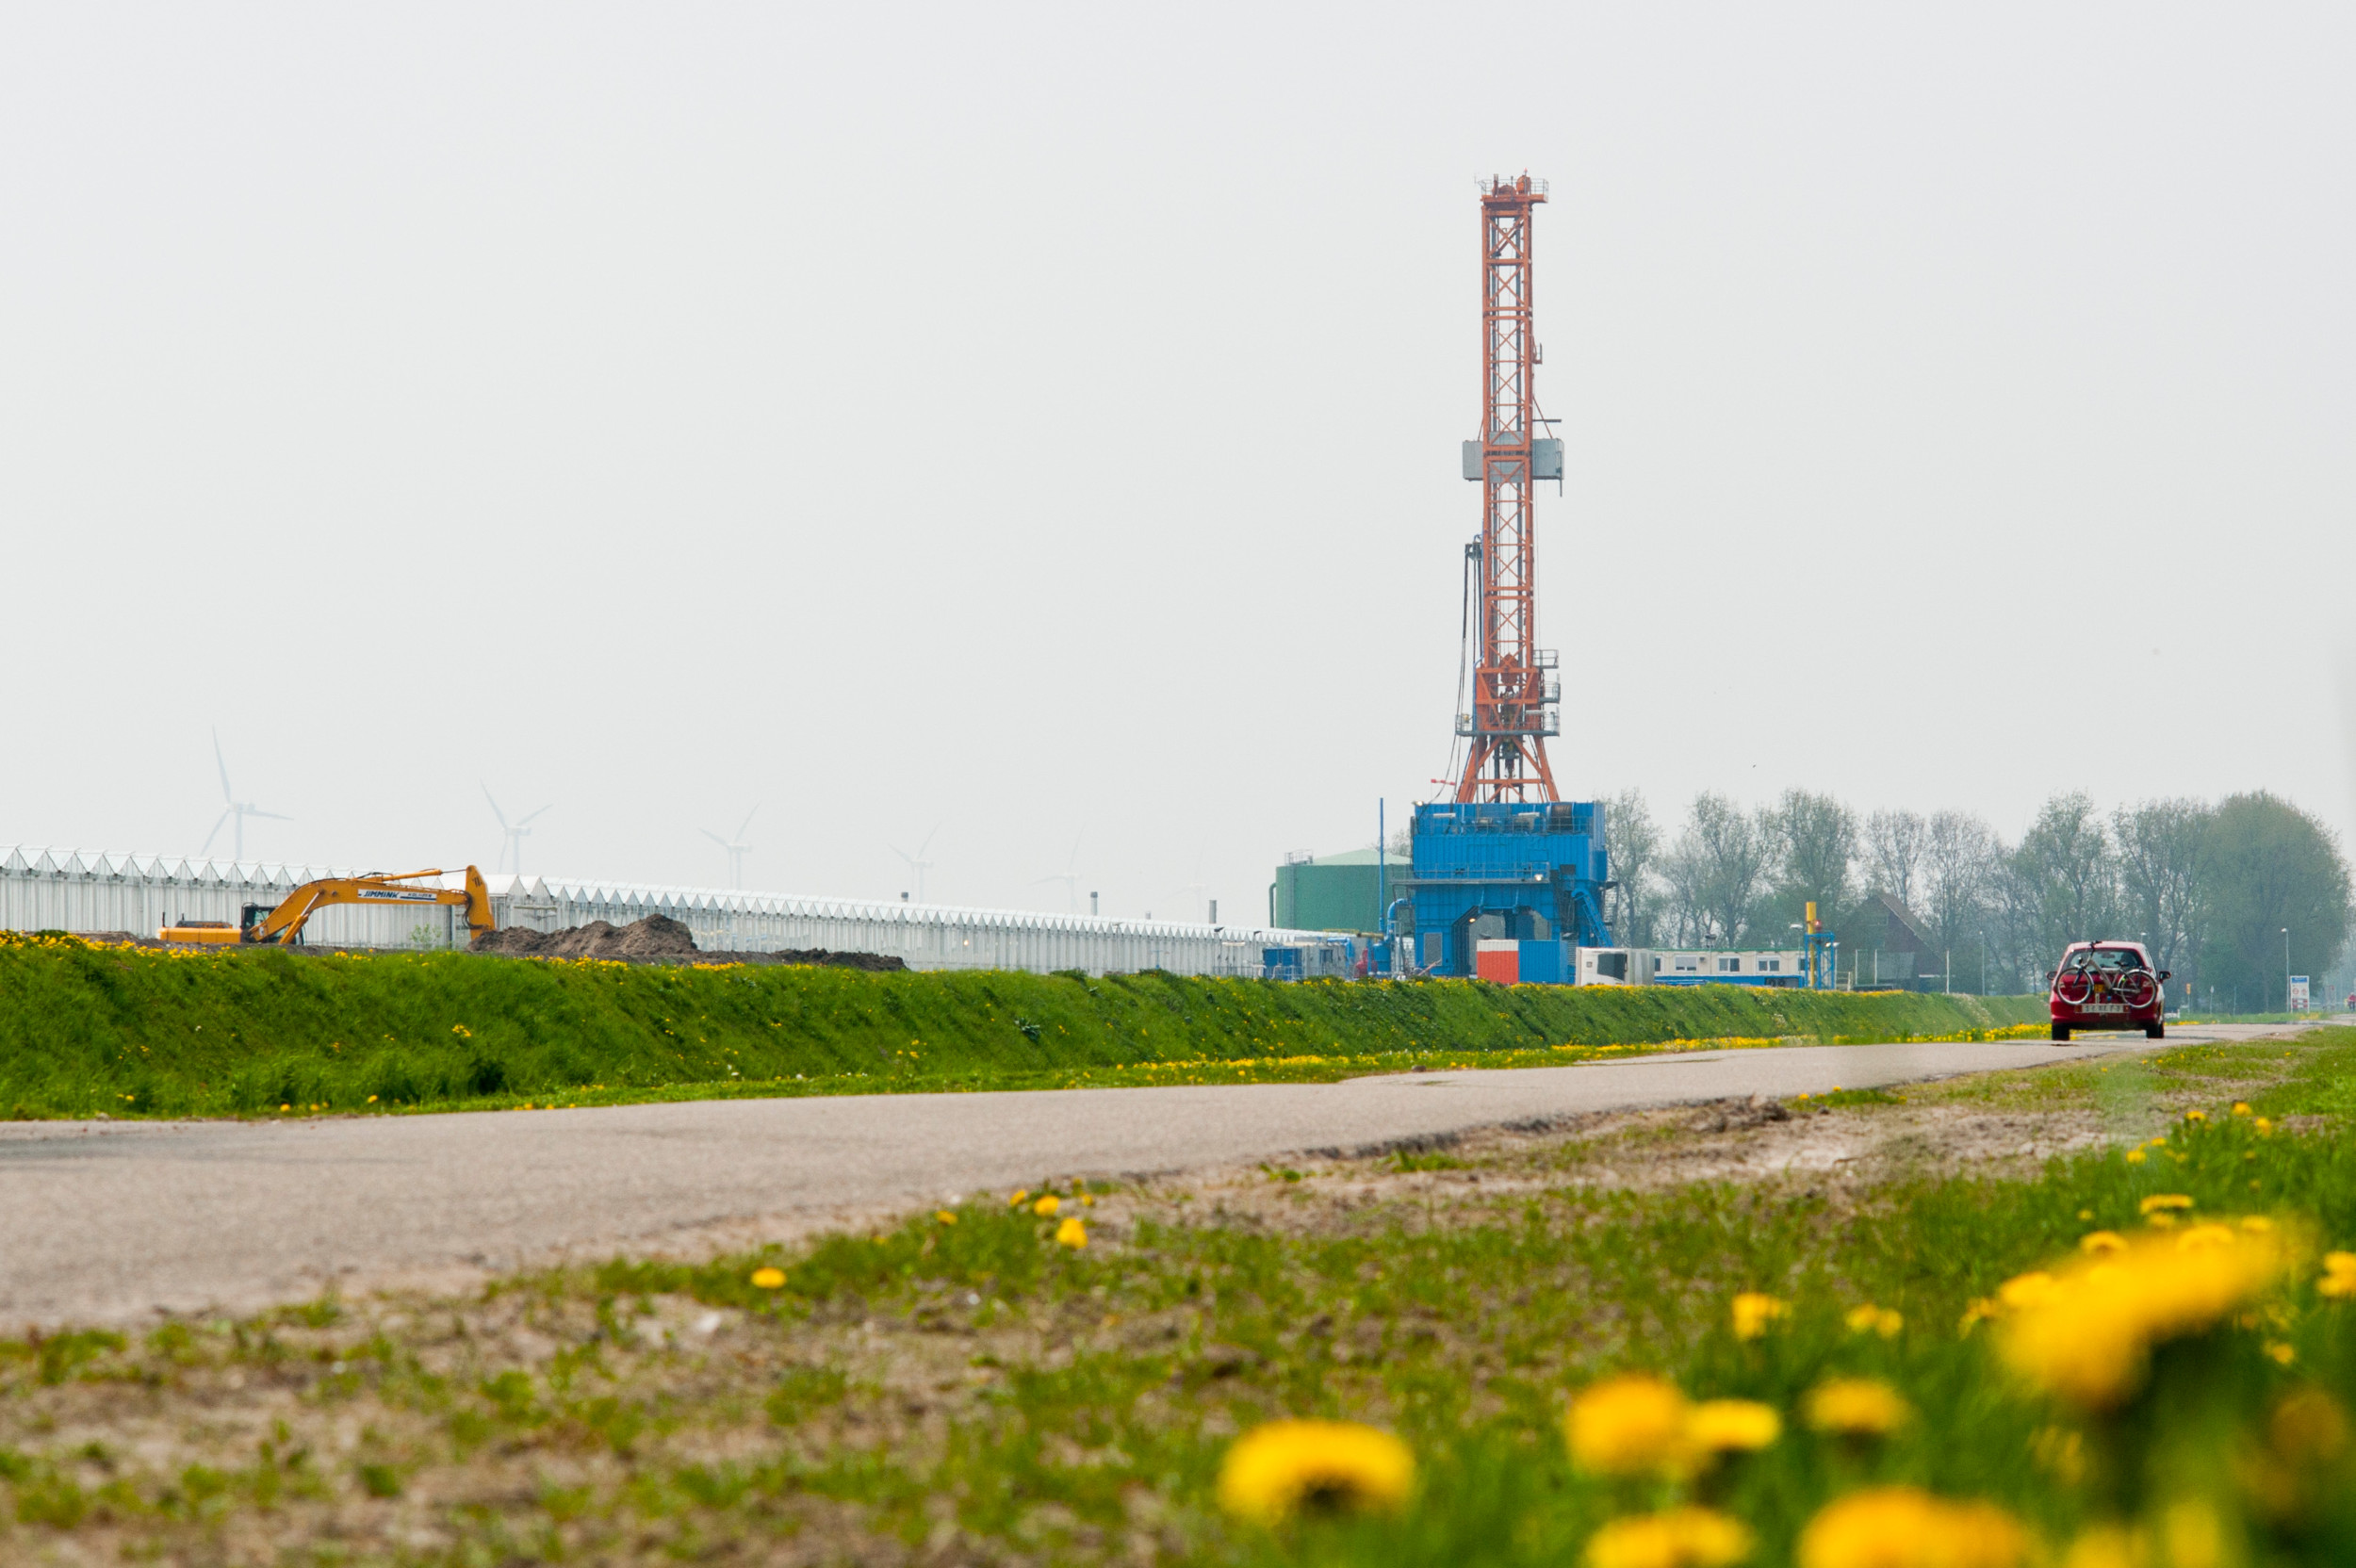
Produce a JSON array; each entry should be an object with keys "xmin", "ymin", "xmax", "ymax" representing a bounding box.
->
[
  {"xmin": 466, "ymin": 921, "xmax": 906, "ymax": 971},
  {"xmin": 470, "ymin": 914, "xmax": 700, "ymax": 959},
  {"xmin": 773, "ymin": 948, "xmax": 908, "ymax": 972}
]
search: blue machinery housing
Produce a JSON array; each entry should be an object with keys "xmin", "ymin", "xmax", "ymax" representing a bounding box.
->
[
  {"xmin": 1402, "ymin": 801, "xmax": 1612, "ymax": 975},
  {"xmin": 1270, "ymin": 807, "xmax": 1839, "ymax": 986}
]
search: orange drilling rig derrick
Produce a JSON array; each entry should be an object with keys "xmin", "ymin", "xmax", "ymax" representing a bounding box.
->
[
  {"xmin": 158, "ymin": 867, "xmax": 495, "ymax": 948},
  {"xmin": 1454, "ymin": 174, "xmax": 1563, "ymax": 804}
]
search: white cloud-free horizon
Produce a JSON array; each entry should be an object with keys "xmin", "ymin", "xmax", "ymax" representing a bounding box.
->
[{"xmin": 3, "ymin": 4, "xmax": 2350, "ymax": 922}]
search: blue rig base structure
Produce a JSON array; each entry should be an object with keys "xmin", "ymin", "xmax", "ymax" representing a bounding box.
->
[{"xmin": 1401, "ymin": 800, "xmax": 1613, "ymax": 976}]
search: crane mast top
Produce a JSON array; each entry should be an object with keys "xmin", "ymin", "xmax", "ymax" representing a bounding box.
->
[{"xmin": 1454, "ymin": 174, "xmax": 1562, "ymax": 803}]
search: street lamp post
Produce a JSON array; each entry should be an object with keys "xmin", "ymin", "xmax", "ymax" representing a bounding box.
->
[
  {"xmin": 2284, "ymin": 926, "xmax": 2292, "ymax": 1013},
  {"xmin": 1980, "ymin": 931, "xmax": 1988, "ymax": 996}
]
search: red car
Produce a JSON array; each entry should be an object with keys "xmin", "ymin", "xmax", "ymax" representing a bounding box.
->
[{"xmin": 2049, "ymin": 941, "xmax": 2168, "ymax": 1041}]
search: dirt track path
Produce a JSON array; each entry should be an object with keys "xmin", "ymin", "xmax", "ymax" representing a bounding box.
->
[{"xmin": 0, "ymin": 1023, "xmax": 2304, "ymax": 1327}]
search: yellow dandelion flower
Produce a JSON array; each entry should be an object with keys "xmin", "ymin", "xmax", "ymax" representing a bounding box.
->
[
  {"xmin": 1055, "ymin": 1217, "xmax": 1088, "ymax": 1249},
  {"xmin": 2232, "ymin": 1102, "xmax": 2252, "ymax": 1117},
  {"xmin": 749, "ymin": 1266, "xmax": 786, "ymax": 1289},
  {"xmin": 1797, "ymin": 1487, "xmax": 2027, "ymax": 1568},
  {"xmin": 1568, "ymin": 1375, "xmax": 1696, "ymax": 1477},
  {"xmin": 1688, "ymin": 1399, "xmax": 1780, "ymax": 1454},
  {"xmin": 1583, "ymin": 1506, "xmax": 1754, "ymax": 1568},
  {"xmin": 2079, "ymin": 1232, "xmax": 2128, "ymax": 1256},
  {"xmin": 2239, "ymin": 1216, "xmax": 2276, "ymax": 1233},
  {"xmin": 1081, "ymin": 1193, "xmax": 1095, "ymax": 1207},
  {"xmin": 2158, "ymin": 1501, "xmax": 2222, "ymax": 1568},
  {"xmin": 1033, "ymin": 1195, "xmax": 1061, "ymax": 1217},
  {"xmin": 1998, "ymin": 1271, "xmax": 2060, "ymax": 1311},
  {"xmin": 2057, "ymin": 1525, "xmax": 2146, "ymax": 1568},
  {"xmin": 2175, "ymin": 1223, "xmax": 2238, "ymax": 1251},
  {"xmin": 2139, "ymin": 1194, "xmax": 2195, "ymax": 1216},
  {"xmin": 2268, "ymin": 1386, "xmax": 2349, "ymax": 1462},
  {"xmin": 935, "ymin": 1210, "xmax": 957, "ymax": 1225},
  {"xmin": 1216, "ymin": 1419, "xmax": 1415, "ymax": 1526},
  {"xmin": 2318, "ymin": 1252, "xmax": 2356, "ymax": 1299},
  {"xmin": 1804, "ymin": 1379, "xmax": 1912, "ymax": 1437},
  {"xmin": 1844, "ymin": 1304, "xmax": 1904, "ymax": 1338},
  {"xmin": 2265, "ymin": 1341, "xmax": 2297, "ymax": 1365},
  {"xmin": 2183, "ymin": 1109, "xmax": 2207, "ymax": 1123},
  {"xmin": 2125, "ymin": 1150, "xmax": 2147, "ymax": 1165},
  {"xmin": 1008, "ymin": 1189, "xmax": 1029, "ymax": 1207},
  {"xmin": 1999, "ymin": 1224, "xmax": 2290, "ymax": 1410},
  {"xmin": 2254, "ymin": 1118, "xmax": 2274, "ymax": 1135},
  {"xmin": 1731, "ymin": 1293, "xmax": 1788, "ymax": 1341}
]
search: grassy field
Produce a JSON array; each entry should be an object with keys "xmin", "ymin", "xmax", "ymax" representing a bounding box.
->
[
  {"xmin": 1, "ymin": 1024, "xmax": 2348, "ymax": 1563},
  {"xmin": 0, "ymin": 931, "xmax": 2043, "ymax": 1119}
]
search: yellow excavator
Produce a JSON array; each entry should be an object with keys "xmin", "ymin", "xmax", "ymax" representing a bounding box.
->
[{"xmin": 159, "ymin": 867, "xmax": 495, "ymax": 947}]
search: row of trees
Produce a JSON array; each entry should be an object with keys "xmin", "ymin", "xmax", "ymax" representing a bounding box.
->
[{"xmin": 1599, "ymin": 788, "xmax": 2353, "ymax": 1007}]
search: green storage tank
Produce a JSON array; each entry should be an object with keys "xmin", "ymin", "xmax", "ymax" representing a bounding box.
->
[{"xmin": 1269, "ymin": 847, "xmax": 1395, "ymax": 935}]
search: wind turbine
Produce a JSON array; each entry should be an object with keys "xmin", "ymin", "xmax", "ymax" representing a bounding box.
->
[
  {"xmin": 702, "ymin": 804, "xmax": 758, "ymax": 890},
  {"xmin": 1164, "ymin": 858, "xmax": 1210, "ymax": 923},
  {"xmin": 202, "ymin": 730, "xmax": 289, "ymax": 861},
  {"xmin": 890, "ymin": 824, "xmax": 941, "ymax": 904},
  {"xmin": 1032, "ymin": 830, "xmax": 1085, "ymax": 915},
  {"xmin": 482, "ymin": 785, "xmax": 552, "ymax": 876}
]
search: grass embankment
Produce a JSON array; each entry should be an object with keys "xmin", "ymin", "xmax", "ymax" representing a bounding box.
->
[
  {"xmin": 0, "ymin": 932, "xmax": 2042, "ymax": 1119},
  {"xmin": 1, "ymin": 1027, "xmax": 2348, "ymax": 1562}
]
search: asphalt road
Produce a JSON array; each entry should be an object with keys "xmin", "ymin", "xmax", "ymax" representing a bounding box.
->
[{"xmin": 0, "ymin": 1023, "xmax": 2303, "ymax": 1327}]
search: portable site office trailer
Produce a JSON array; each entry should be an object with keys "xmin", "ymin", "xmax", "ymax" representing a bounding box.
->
[
  {"xmin": 1645, "ymin": 949, "xmax": 1807, "ymax": 986},
  {"xmin": 1464, "ymin": 943, "xmax": 1810, "ymax": 987}
]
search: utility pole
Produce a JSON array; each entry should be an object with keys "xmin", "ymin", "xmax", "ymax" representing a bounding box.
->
[{"xmin": 1454, "ymin": 175, "xmax": 1562, "ymax": 804}]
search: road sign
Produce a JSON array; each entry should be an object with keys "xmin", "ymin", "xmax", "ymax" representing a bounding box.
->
[{"xmin": 2289, "ymin": 975, "xmax": 2310, "ymax": 1011}]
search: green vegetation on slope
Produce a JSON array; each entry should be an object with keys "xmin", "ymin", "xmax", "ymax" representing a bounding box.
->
[{"xmin": 0, "ymin": 932, "xmax": 2042, "ymax": 1119}]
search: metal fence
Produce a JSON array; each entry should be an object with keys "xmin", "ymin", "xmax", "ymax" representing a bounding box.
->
[{"xmin": 0, "ymin": 846, "xmax": 1342, "ymax": 978}]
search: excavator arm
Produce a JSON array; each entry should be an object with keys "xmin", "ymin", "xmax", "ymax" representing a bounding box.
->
[
  {"xmin": 247, "ymin": 866, "xmax": 496, "ymax": 946},
  {"xmin": 161, "ymin": 867, "xmax": 496, "ymax": 947}
]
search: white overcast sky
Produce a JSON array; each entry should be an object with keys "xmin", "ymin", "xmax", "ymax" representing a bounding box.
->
[{"xmin": 3, "ymin": 3, "xmax": 2351, "ymax": 923}]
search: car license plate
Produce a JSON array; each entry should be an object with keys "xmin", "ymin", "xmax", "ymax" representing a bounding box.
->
[{"xmin": 2083, "ymin": 1003, "xmax": 2125, "ymax": 1015}]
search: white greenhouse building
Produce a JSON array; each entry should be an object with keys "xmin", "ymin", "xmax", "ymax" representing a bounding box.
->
[{"xmin": 0, "ymin": 846, "xmax": 1348, "ymax": 979}]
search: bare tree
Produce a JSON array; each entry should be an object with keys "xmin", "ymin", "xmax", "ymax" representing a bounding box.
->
[
  {"xmin": 1862, "ymin": 809, "xmax": 1929, "ymax": 907},
  {"xmin": 1770, "ymin": 790, "xmax": 1857, "ymax": 916},
  {"xmin": 1664, "ymin": 792, "xmax": 1769, "ymax": 947},
  {"xmin": 1986, "ymin": 835, "xmax": 2046, "ymax": 992},
  {"xmin": 1661, "ymin": 837, "xmax": 1711, "ymax": 947},
  {"xmin": 1921, "ymin": 809, "xmax": 1997, "ymax": 972},
  {"xmin": 2013, "ymin": 792, "xmax": 2119, "ymax": 964},
  {"xmin": 2112, "ymin": 798, "xmax": 2213, "ymax": 984},
  {"xmin": 1601, "ymin": 789, "xmax": 1661, "ymax": 947}
]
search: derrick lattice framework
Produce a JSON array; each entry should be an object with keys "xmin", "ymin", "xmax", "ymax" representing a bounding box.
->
[{"xmin": 1454, "ymin": 175, "xmax": 1560, "ymax": 804}]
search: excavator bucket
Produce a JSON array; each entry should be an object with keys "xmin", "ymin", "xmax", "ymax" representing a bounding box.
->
[{"xmin": 465, "ymin": 865, "xmax": 497, "ymax": 942}]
